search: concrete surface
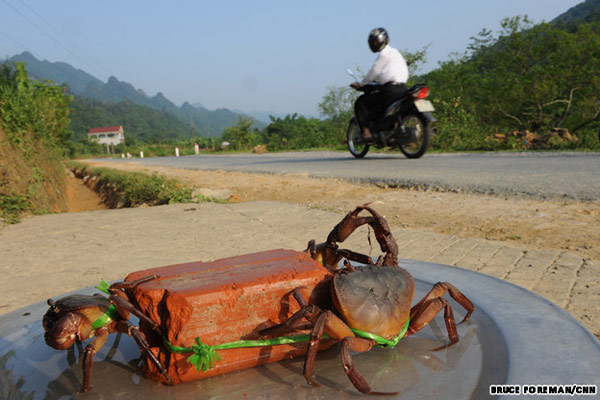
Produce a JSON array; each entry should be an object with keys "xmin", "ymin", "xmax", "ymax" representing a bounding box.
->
[{"xmin": 0, "ymin": 201, "xmax": 598, "ymax": 338}]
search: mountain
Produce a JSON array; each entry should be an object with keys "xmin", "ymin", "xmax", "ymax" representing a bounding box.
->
[
  {"xmin": 69, "ymin": 97, "xmax": 195, "ymax": 142},
  {"xmin": 10, "ymin": 51, "xmax": 104, "ymax": 94},
  {"xmin": 551, "ymin": 0, "xmax": 600, "ymax": 31},
  {"xmin": 8, "ymin": 51, "xmax": 263, "ymax": 137}
]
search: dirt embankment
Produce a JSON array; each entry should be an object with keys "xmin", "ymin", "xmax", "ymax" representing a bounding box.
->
[
  {"xmin": 81, "ymin": 161, "xmax": 600, "ymax": 261},
  {"xmin": 0, "ymin": 129, "xmax": 68, "ymax": 216},
  {"xmin": 64, "ymin": 169, "xmax": 108, "ymax": 212}
]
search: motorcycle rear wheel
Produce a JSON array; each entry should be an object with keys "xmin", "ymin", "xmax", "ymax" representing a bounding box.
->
[
  {"xmin": 347, "ymin": 119, "xmax": 370, "ymax": 158},
  {"xmin": 399, "ymin": 113, "xmax": 431, "ymax": 159}
]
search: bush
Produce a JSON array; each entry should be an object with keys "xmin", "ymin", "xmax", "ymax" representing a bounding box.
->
[
  {"xmin": 1, "ymin": 62, "xmax": 73, "ymax": 222},
  {"xmin": 67, "ymin": 162, "xmax": 192, "ymax": 207},
  {"xmin": 0, "ymin": 192, "xmax": 28, "ymax": 224}
]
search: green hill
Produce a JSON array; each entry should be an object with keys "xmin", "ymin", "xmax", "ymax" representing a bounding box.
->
[
  {"xmin": 552, "ymin": 0, "xmax": 600, "ymax": 31},
  {"xmin": 69, "ymin": 97, "xmax": 194, "ymax": 142},
  {"xmin": 9, "ymin": 52, "xmax": 264, "ymax": 137},
  {"xmin": 419, "ymin": 1, "xmax": 600, "ymax": 151}
]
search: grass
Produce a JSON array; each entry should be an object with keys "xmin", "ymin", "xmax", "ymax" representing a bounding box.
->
[
  {"xmin": 0, "ymin": 192, "xmax": 28, "ymax": 224},
  {"xmin": 67, "ymin": 161, "xmax": 193, "ymax": 207}
]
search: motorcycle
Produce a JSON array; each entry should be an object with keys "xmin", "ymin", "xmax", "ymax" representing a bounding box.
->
[{"xmin": 346, "ymin": 69, "xmax": 436, "ymax": 159}]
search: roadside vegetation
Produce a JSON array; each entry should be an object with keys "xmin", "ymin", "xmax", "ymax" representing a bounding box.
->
[
  {"xmin": 425, "ymin": 16, "xmax": 600, "ymax": 151},
  {"xmin": 1, "ymin": 12, "xmax": 600, "ymax": 223},
  {"xmin": 67, "ymin": 161, "xmax": 192, "ymax": 207},
  {"xmin": 0, "ymin": 64, "xmax": 193, "ymax": 223},
  {"xmin": 67, "ymin": 15, "xmax": 600, "ymax": 157},
  {"xmin": 0, "ymin": 62, "xmax": 71, "ymax": 223}
]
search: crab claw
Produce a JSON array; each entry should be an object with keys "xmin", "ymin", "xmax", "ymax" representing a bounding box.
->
[
  {"xmin": 326, "ymin": 206, "xmax": 374, "ymax": 245},
  {"xmin": 358, "ymin": 204, "xmax": 399, "ymax": 267},
  {"xmin": 307, "ymin": 203, "xmax": 398, "ymax": 269}
]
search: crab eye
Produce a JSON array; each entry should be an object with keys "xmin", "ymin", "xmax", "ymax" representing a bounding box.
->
[{"xmin": 47, "ymin": 299, "xmax": 57, "ymax": 311}]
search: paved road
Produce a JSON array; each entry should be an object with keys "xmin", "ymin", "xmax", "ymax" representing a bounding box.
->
[{"xmin": 101, "ymin": 151, "xmax": 600, "ymax": 201}]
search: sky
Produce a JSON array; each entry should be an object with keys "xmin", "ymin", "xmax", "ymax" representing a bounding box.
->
[{"xmin": 0, "ymin": 0, "xmax": 584, "ymax": 117}]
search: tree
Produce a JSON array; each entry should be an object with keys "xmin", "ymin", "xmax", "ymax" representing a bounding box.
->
[
  {"xmin": 222, "ymin": 116, "xmax": 256, "ymax": 150},
  {"xmin": 424, "ymin": 15, "xmax": 600, "ymax": 151},
  {"xmin": 471, "ymin": 17, "xmax": 600, "ymax": 133}
]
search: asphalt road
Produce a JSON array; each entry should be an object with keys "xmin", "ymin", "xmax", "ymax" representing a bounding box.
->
[{"xmin": 101, "ymin": 151, "xmax": 600, "ymax": 201}]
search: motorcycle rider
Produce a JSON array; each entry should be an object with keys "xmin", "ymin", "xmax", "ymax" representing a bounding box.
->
[{"xmin": 351, "ymin": 27, "xmax": 409, "ymax": 142}]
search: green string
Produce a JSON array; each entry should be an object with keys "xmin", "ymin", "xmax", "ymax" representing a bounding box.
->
[
  {"xmin": 90, "ymin": 278, "xmax": 118, "ymax": 330},
  {"xmin": 163, "ymin": 334, "xmax": 316, "ymax": 372},
  {"xmin": 350, "ymin": 318, "xmax": 410, "ymax": 348},
  {"xmin": 163, "ymin": 318, "xmax": 410, "ymax": 372},
  {"xmin": 96, "ymin": 278, "xmax": 111, "ymax": 295},
  {"xmin": 91, "ymin": 305, "xmax": 120, "ymax": 330},
  {"xmin": 92, "ymin": 279, "xmax": 411, "ymax": 369}
]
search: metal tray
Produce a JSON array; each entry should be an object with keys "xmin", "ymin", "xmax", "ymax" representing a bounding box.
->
[{"xmin": 1, "ymin": 260, "xmax": 599, "ymax": 399}]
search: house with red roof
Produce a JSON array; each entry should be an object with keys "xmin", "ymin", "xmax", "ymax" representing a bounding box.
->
[{"xmin": 88, "ymin": 125, "xmax": 125, "ymax": 146}]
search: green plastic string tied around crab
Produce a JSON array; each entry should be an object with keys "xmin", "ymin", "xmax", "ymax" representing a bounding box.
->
[
  {"xmin": 162, "ymin": 318, "xmax": 410, "ymax": 372},
  {"xmin": 162, "ymin": 334, "xmax": 314, "ymax": 372},
  {"xmin": 90, "ymin": 278, "xmax": 120, "ymax": 330},
  {"xmin": 350, "ymin": 317, "xmax": 410, "ymax": 348},
  {"xmin": 96, "ymin": 278, "xmax": 111, "ymax": 295}
]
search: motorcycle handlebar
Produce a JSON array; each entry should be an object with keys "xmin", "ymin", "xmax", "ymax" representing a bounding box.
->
[{"xmin": 350, "ymin": 82, "xmax": 380, "ymax": 93}]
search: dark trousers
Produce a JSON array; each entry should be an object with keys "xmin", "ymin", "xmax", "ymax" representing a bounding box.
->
[{"xmin": 354, "ymin": 83, "xmax": 408, "ymax": 130}]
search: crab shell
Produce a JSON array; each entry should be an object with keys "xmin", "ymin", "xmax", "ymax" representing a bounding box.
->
[
  {"xmin": 331, "ymin": 265, "xmax": 415, "ymax": 340},
  {"xmin": 42, "ymin": 295, "xmax": 112, "ymax": 350}
]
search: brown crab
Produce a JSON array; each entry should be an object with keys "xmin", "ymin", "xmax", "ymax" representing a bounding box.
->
[
  {"xmin": 42, "ymin": 275, "xmax": 173, "ymax": 392},
  {"xmin": 262, "ymin": 204, "xmax": 475, "ymax": 395}
]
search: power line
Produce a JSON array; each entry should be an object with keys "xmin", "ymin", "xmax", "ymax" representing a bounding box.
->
[
  {"xmin": 0, "ymin": 28, "xmax": 33, "ymax": 53},
  {"xmin": 15, "ymin": 0, "xmax": 113, "ymax": 78},
  {"xmin": 0, "ymin": 29, "xmax": 88, "ymax": 91},
  {"xmin": 0, "ymin": 29, "xmax": 49, "ymax": 81},
  {"xmin": 1, "ymin": 0, "xmax": 109, "ymax": 80}
]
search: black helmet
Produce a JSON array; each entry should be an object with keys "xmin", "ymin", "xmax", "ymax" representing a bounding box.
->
[{"xmin": 368, "ymin": 27, "xmax": 389, "ymax": 53}]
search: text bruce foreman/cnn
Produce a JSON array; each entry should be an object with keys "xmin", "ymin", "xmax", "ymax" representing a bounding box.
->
[{"xmin": 490, "ymin": 384, "xmax": 597, "ymax": 396}]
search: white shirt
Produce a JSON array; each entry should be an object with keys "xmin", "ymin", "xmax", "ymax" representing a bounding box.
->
[{"xmin": 360, "ymin": 45, "xmax": 409, "ymax": 85}]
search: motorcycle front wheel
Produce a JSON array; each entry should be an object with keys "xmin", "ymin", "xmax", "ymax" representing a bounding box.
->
[
  {"xmin": 347, "ymin": 119, "xmax": 370, "ymax": 158},
  {"xmin": 399, "ymin": 113, "xmax": 431, "ymax": 159}
]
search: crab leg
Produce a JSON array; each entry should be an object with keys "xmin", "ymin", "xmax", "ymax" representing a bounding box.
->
[
  {"xmin": 408, "ymin": 297, "xmax": 459, "ymax": 350},
  {"xmin": 259, "ymin": 288, "xmax": 320, "ymax": 337},
  {"xmin": 81, "ymin": 333, "xmax": 108, "ymax": 392},
  {"xmin": 303, "ymin": 310, "xmax": 355, "ymax": 386},
  {"xmin": 109, "ymin": 275, "xmax": 163, "ymax": 333},
  {"xmin": 116, "ymin": 321, "xmax": 173, "ymax": 385},
  {"xmin": 340, "ymin": 337, "xmax": 399, "ymax": 395},
  {"xmin": 259, "ymin": 304, "xmax": 318, "ymax": 337},
  {"xmin": 306, "ymin": 311, "xmax": 397, "ymax": 395},
  {"xmin": 306, "ymin": 239, "xmax": 374, "ymax": 269},
  {"xmin": 407, "ymin": 282, "xmax": 474, "ymax": 350},
  {"xmin": 303, "ymin": 311, "xmax": 327, "ymax": 387},
  {"xmin": 109, "ymin": 274, "xmax": 159, "ymax": 290},
  {"xmin": 108, "ymin": 293, "xmax": 162, "ymax": 333},
  {"xmin": 263, "ymin": 286, "xmax": 400, "ymax": 394},
  {"xmin": 410, "ymin": 282, "xmax": 474, "ymax": 324}
]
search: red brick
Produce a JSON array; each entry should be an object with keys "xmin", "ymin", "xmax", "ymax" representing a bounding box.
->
[{"xmin": 125, "ymin": 249, "xmax": 334, "ymax": 384}]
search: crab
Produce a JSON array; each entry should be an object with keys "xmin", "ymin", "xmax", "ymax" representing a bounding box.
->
[
  {"xmin": 42, "ymin": 274, "xmax": 173, "ymax": 392},
  {"xmin": 261, "ymin": 204, "xmax": 475, "ymax": 395}
]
